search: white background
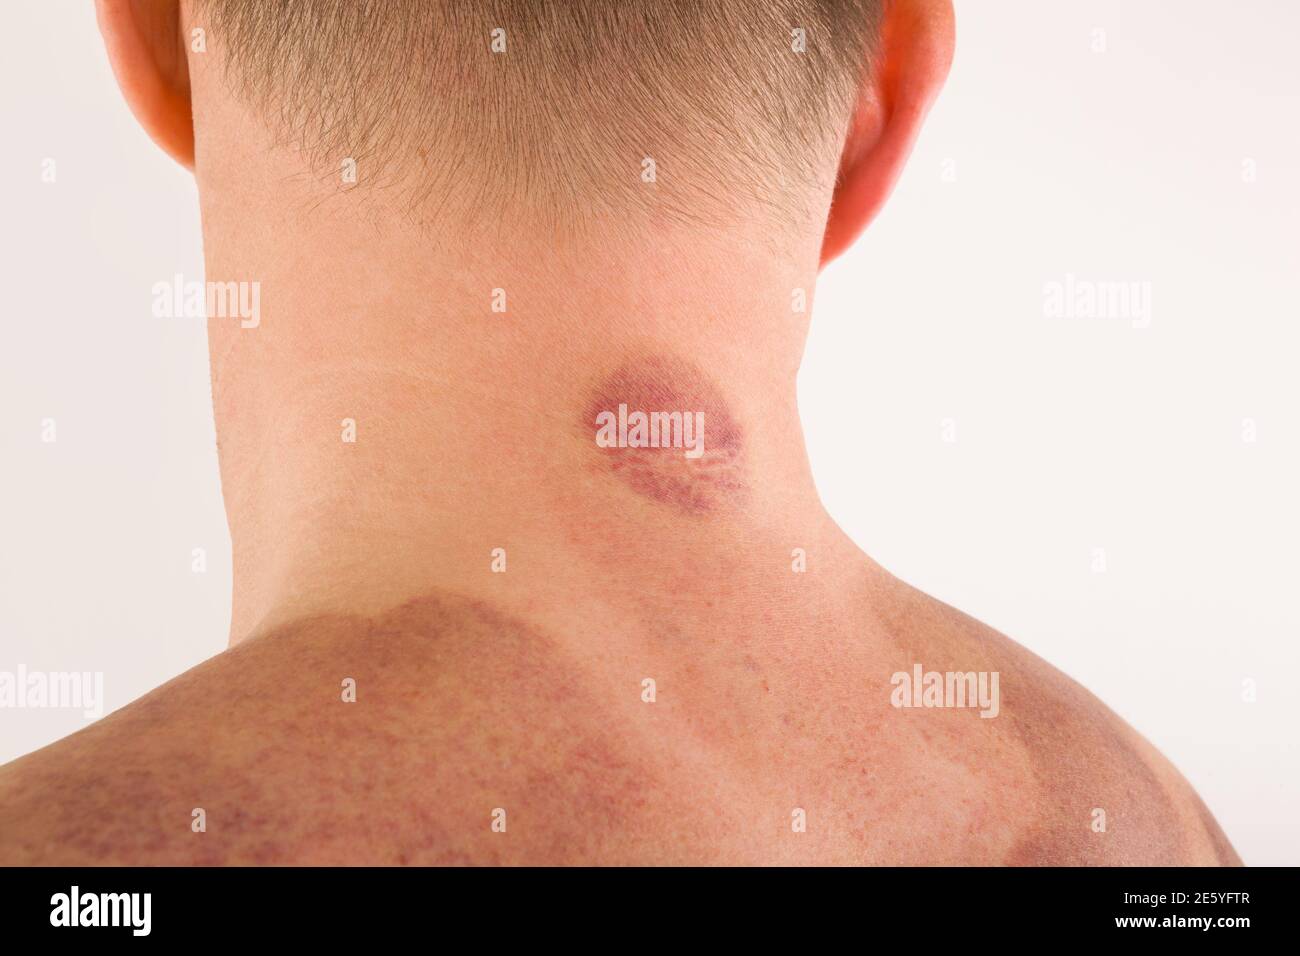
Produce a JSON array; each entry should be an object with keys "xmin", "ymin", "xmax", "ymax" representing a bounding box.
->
[{"xmin": 1, "ymin": 1, "xmax": 1296, "ymax": 864}]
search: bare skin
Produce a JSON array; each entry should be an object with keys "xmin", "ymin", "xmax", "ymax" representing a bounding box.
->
[
  {"xmin": 0, "ymin": 330, "xmax": 1240, "ymax": 865},
  {"xmin": 0, "ymin": 575, "xmax": 1237, "ymax": 865},
  {"xmin": 0, "ymin": 0, "xmax": 1239, "ymax": 865}
]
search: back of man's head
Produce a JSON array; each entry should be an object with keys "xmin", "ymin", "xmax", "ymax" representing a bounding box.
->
[{"xmin": 195, "ymin": 0, "xmax": 882, "ymax": 230}]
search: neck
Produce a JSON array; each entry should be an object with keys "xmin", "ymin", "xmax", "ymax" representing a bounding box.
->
[{"xmin": 201, "ymin": 190, "xmax": 863, "ymax": 644}]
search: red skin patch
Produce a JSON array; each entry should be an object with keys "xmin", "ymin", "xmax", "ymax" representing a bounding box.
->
[{"xmin": 582, "ymin": 355, "xmax": 745, "ymax": 515}]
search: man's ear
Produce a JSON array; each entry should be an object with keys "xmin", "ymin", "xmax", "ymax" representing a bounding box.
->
[
  {"xmin": 821, "ymin": 0, "xmax": 954, "ymax": 266},
  {"xmin": 95, "ymin": 0, "xmax": 194, "ymax": 170}
]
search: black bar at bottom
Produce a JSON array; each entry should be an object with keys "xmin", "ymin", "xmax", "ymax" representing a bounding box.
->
[{"xmin": 0, "ymin": 865, "xmax": 1288, "ymax": 943}]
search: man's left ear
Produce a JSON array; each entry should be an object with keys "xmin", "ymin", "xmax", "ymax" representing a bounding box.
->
[{"xmin": 95, "ymin": 0, "xmax": 194, "ymax": 169}]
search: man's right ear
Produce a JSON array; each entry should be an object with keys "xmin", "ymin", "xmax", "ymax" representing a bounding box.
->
[
  {"xmin": 95, "ymin": 0, "xmax": 194, "ymax": 170},
  {"xmin": 821, "ymin": 0, "xmax": 955, "ymax": 267}
]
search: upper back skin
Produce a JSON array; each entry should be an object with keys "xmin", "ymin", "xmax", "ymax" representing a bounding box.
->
[{"xmin": 0, "ymin": 577, "xmax": 1239, "ymax": 866}]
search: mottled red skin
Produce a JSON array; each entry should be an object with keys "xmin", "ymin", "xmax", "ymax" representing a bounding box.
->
[
  {"xmin": 0, "ymin": 587, "xmax": 1242, "ymax": 865},
  {"xmin": 582, "ymin": 355, "xmax": 745, "ymax": 514}
]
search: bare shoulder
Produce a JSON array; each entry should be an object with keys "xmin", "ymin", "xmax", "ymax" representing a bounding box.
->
[
  {"xmin": 0, "ymin": 596, "xmax": 537, "ymax": 865},
  {"xmin": 0, "ymin": 617, "xmax": 351, "ymax": 866},
  {"xmin": 0, "ymin": 592, "xmax": 703, "ymax": 865},
  {"xmin": 874, "ymin": 576, "xmax": 1242, "ymax": 866}
]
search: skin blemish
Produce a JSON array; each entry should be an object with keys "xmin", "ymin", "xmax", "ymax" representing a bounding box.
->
[{"xmin": 582, "ymin": 354, "xmax": 745, "ymax": 515}]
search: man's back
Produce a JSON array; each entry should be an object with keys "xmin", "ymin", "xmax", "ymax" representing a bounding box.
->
[{"xmin": 0, "ymin": 572, "xmax": 1238, "ymax": 865}]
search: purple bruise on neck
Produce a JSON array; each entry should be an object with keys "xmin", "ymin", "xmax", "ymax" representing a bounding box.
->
[{"xmin": 583, "ymin": 354, "xmax": 745, "ymax": 515}]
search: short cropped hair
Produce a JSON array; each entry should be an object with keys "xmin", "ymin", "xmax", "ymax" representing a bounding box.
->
[{"xmin": 194, "ymin": 1, "xmax": 881, "ymax": 230}]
